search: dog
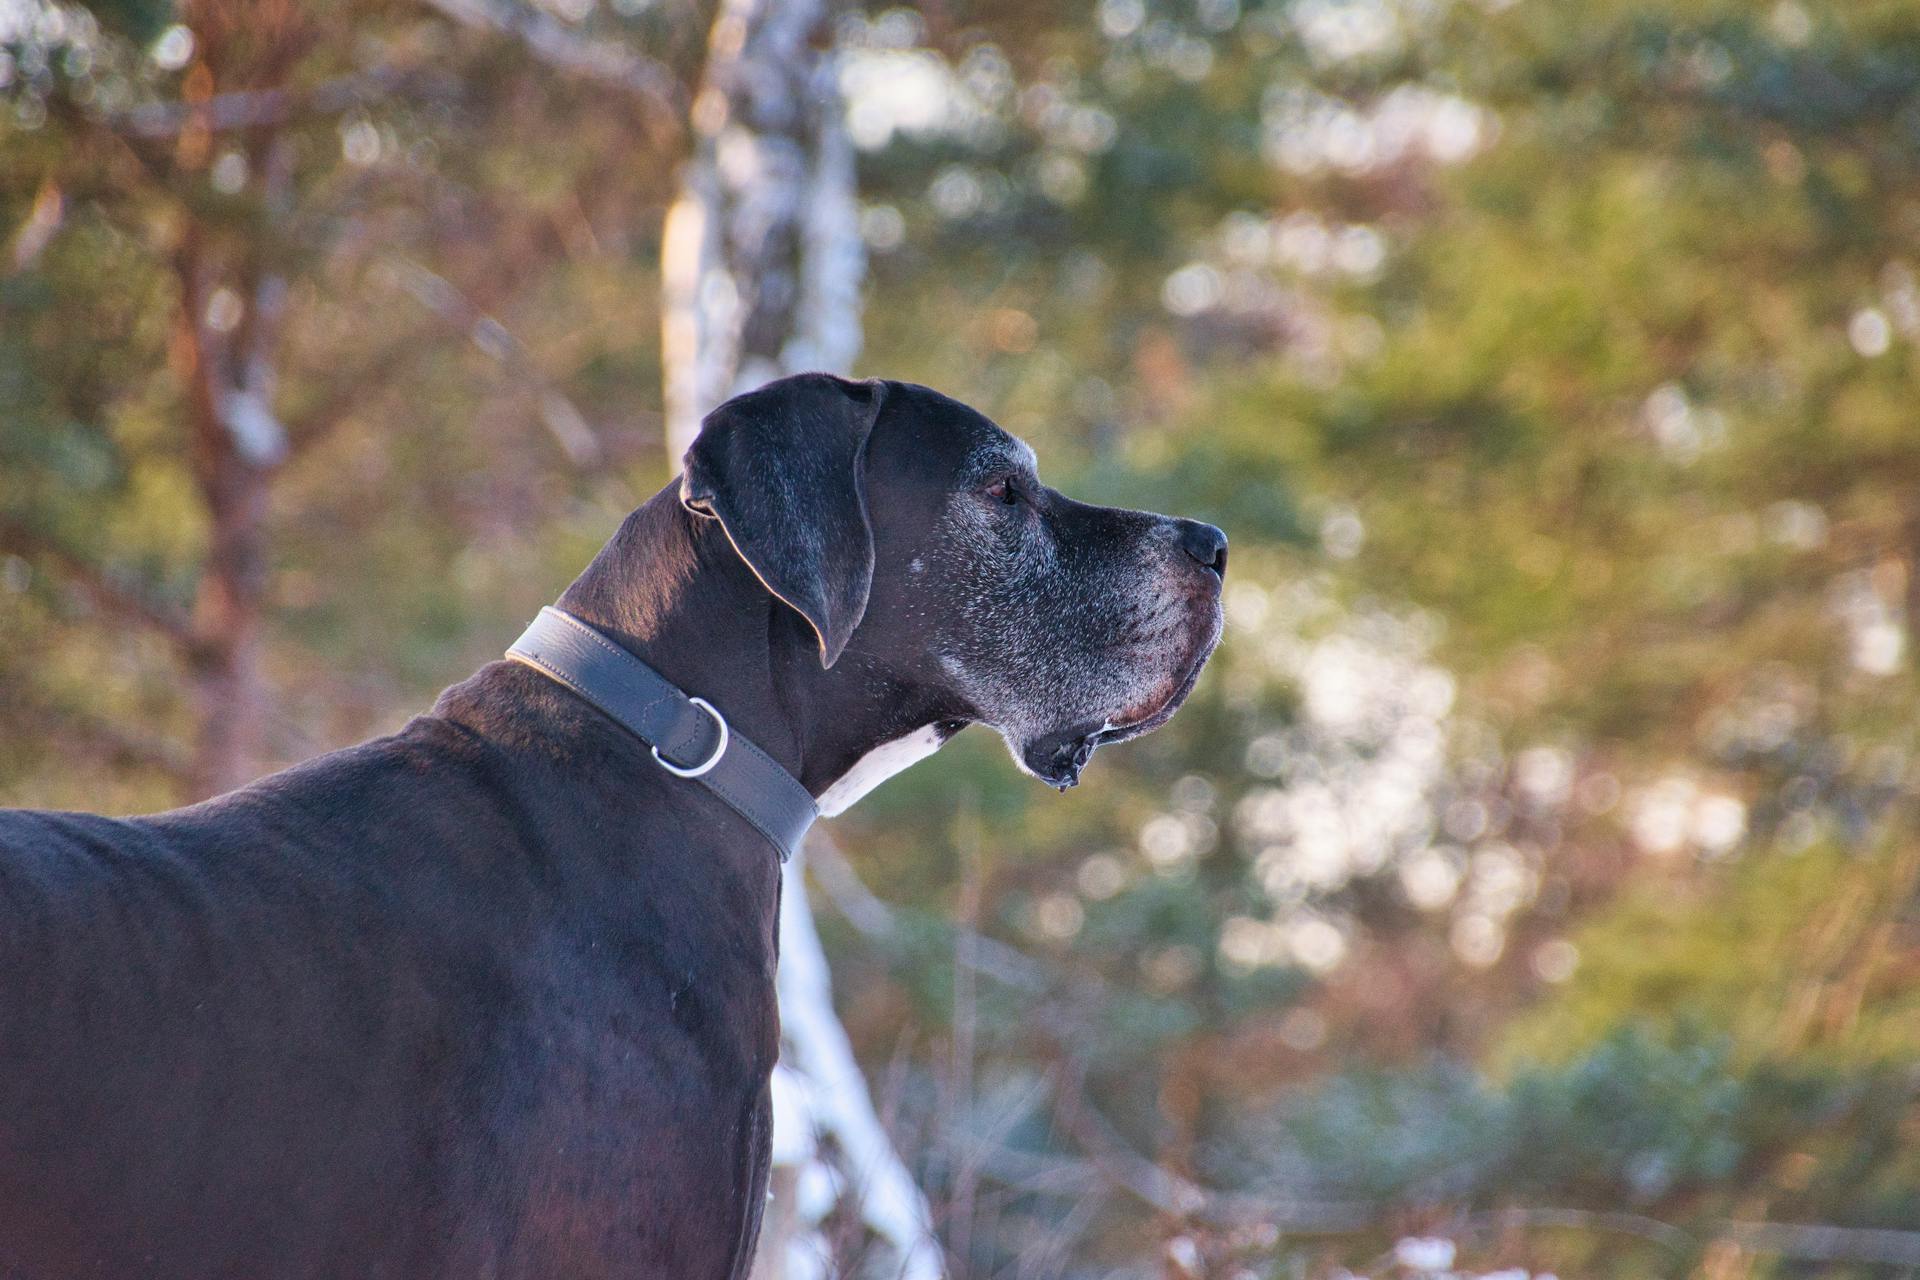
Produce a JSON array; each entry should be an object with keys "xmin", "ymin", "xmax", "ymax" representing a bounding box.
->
[{"xmin": 0, "ymin": 373, "xmax": 1225, "ymax": 1278}]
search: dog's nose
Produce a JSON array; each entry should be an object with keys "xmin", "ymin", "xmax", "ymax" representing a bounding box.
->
[{"xmin": 1176, "ymin": 520, "xmax": 1228, "ymax": 579}]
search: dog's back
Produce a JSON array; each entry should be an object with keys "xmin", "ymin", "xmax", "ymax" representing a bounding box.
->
[
  {"xmin": 0, "ymin": 733, "xmax": 496, "ymax": 1276},
  {"xmin": 0, "ymin": 683, "xmax": 781, "ymax": 1280}
]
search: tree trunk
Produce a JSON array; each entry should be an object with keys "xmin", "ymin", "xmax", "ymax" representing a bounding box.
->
[
  {"xmin": 184, "ymin": 454, "xmax": 272, "ymax": 799},
  {"xmin": 661, "ymin": 0, "xmax": 862, "ymax": 462},
  {"xmin": 661, "ymin": 3, "xmax": 941, "ymax": 1275},
  {"xmin": 172, "ymin": 141, "xmax": 293, "ymax": 799}
]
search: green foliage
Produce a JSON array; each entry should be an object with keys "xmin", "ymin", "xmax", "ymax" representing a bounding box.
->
[
  {"xmin": 1268, "ymin": 1027, "xmax": 1749, "ymax": 1205},
  {"xmin": 82, "ymin": 0, "xmax": 172, "ymax": 44},
  {"xmin": 1501, "ymin": 838, "xmax": 1920, "ymax": 1071}
]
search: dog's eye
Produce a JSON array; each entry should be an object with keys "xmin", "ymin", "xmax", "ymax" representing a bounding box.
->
[{"xmin": 984, "ymin": 477, "xmax": 1021, "ymax": 507}]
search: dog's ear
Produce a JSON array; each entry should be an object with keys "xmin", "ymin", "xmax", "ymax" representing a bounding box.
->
[{"xmin": 681, "ymin": 373, "xmax": 888, "ymax": 669}]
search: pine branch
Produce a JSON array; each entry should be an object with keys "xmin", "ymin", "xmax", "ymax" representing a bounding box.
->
[
  {"xmin": 0, "ymin": 516, "xmax": 194, "ymax": 646},
  {"xmin": 284, "ymin": 329, "xmax": 448, "ymax": 461},
  {"xmin": 1, "ymin": 693, "xmax": 192, "ymax": 779},
  {"xmin": 1440, "ymin": 1207, "xmax": 1920, "ymax": 1268},
  {"xmin": 811, "ymin": 839, "xmax": 1920, "ymax": 1267}
]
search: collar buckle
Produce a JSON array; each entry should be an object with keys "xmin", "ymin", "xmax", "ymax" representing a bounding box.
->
[
  {"xmin": 652, "ymin": 697, "xmax": 729, "ymax": 778},
  {"xmin": 506, "ymin": 607, "xmax": 816, "ymax": 860}
]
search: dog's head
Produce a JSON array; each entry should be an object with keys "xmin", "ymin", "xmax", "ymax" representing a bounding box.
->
[{"xmin": 682, "ymin": 373, "xmax": 1225, "ymax": 794}]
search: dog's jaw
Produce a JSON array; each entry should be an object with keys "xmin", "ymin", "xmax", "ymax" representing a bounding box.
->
[{"xmin": 1004, "ymin": 591, "xmax": 1224, "ymax": 791}]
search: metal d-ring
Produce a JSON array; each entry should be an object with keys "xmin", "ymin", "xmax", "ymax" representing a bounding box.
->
[{"xmin": 652, "ymin": 697, "xmax": 729, "ymax": 778}]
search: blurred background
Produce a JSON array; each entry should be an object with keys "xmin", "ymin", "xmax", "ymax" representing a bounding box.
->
[{"xmin": 5, "ymin": 0, "xmax": 1920, "ymax": 1276}]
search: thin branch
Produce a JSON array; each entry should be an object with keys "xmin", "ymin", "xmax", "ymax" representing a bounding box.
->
[
  {"xmin": 1059, "ymin": 1091, "xmax": 1920, "ymax": 1265},
  {"xmin": 284, "ymin": 326, "xmax": 450, "ymax": 460},
  {"xmin": 417, "ymin": 0, "xmax": 680, "ymax": 126},
  {"xmin": 107, "ymin": 66, "xmax": 445, "ymax": 139},
  {"xmin": 1717, "ymin": 1219, "xmax": 1920, "ymax": 1267},
  {"xmin": 6, "ymin": 179, "xmax": 65, "ymax": 275},
  {"xmin": 286, "ymin": 200, "xmax": 554, "ymax": 463},
  {"xmin": 1444, "ymin": 1207, "xmax": 1920, "ymax": 1268},
  {"xmin": 1050, "ymin": 1063, "xmax": 1373, "ymax": 1233},
  {"xmin": 808, "ymin": 831, "xmax": 1057, "ymax": 994},
  {"xmin": 391, "ymin": 258, "xmax": 604, "ymax": 467},
  {"xmin": 965, "ymin": 1136, "xmax": 1107, "ymax": 1201},
  {"xmin": 0, "ymin": 516, "xmax": 193, "ymax": 645},
  {"xmin": 964, "ymin": 1134, "xmax": 1920, "ymax": 1273},
  {"xmin": 289, "ymin": 191, "xmax": 653, "ymax": 466},
  {"xmin": 961, "ymin": 1126, "xmax": 1370, "ymax": 1235},
  {"xmin": 1452, "ymin": 1206, "xmax": 1696, "ymax": 1256}
]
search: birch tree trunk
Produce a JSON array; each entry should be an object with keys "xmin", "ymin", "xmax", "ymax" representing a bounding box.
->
[
  {"xmin": 661, "ymin": 0, "xmax": 861, "ymax": 463},
  {"xmin": 661, "ymin": 4, "xmax": 941, "ymax": 1276}
]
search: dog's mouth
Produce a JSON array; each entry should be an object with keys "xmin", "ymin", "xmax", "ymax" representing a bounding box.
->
[{"xmin": 1018, "ymin": 609, "xmax": 1222, "ymax": 791}]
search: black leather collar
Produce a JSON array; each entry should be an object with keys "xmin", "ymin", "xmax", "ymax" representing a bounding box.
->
[{"xmin": 505, "ymin": 607, "xmax": 816, "ymax": 861}]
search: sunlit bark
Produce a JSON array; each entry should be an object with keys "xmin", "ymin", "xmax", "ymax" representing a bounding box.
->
[
  {"xmin": 661, "ymin": 0, "xmax": 863, "ymax": 463},
  {"xmin": 661, "ymin": 3, "xmax": 939, "ymax": 1276}
]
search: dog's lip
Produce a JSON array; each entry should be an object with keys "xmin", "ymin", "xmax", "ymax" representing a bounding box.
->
[
  {"xmin": 1025, "ymin": 606, "xmax": 1223, "ymax": 789},
  {"xmin": 1087, "ymin": 644, "xmax": 1209, "ymax": 747},
  {"xmin": 1094, "ymin": 598, "xmax": 1222, "ymax": 745},
  {"xmin": 1013, "ymin": 594, "xmax": 1221, "ymax": 790}
]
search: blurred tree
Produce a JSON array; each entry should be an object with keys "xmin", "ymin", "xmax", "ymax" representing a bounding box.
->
[
  {"xmin": 812, "ymin": 0, "xmax": 1920, "ymax": 1272},
  {"xmin": 658, "ymin": 2, "xmax": 942, "ymax": 1275},
  {"xmin": 661, "ymin": 0, "xmax": 861, "ymax": 456},
  {"xmin": 1, "ymin": 0, "xmax": 684, "ymax": 806}
]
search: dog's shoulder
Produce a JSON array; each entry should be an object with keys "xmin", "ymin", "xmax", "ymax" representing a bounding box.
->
[{"xmin": 0, "ymin": 807, "xmax": 171, "ymax": 922}]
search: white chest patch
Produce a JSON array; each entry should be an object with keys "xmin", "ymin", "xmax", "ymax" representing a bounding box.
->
[{"xmin": 816, "ymin": 724, "xmax": 949, "ymax": 817}]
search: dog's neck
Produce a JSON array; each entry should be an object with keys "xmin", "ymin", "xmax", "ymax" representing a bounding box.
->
[{"xmin": 550, "ymin": 483, "xmax": 954, "ymax": 802}]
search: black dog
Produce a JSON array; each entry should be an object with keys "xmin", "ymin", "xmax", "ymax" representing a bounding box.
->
[{"xmin": 0, "ymin": 374, "xmax": 1225, "ymax": 1278}]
